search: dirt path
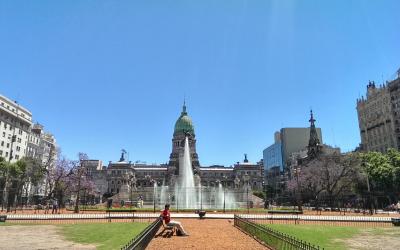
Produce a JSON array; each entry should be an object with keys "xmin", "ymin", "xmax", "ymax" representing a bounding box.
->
[
  {"xmin": 147, "ymin": 219, "xmax": 267, "ymax": 250},
  {"xmin": 342, "ymin": 228, "xmax": 400, "ymax": 250},
  {"xmin": 0, "ymin": 225, "xmax": 95, "ymax": 250}
]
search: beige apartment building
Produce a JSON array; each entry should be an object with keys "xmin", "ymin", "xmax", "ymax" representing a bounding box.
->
[
  {"xmin": 0, "ymin": 94, "xmax": 33, "ymax": 162},
  {"xmin": 356, "ymin": 80, "xmax": 397, "ymax": 152},
  {"xmin": 1, "ymin": 93, "xmax": 57, "ymax": 200}
]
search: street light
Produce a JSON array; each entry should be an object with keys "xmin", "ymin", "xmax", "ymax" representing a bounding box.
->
[
  {"xmin": 262, "ymin": 181, "xmax": 268, "ymax": 210},
  {"xmin": 200, "ymin": 184, "xmax": 203, "ymax": 211},
  {"xmin": 151, "ymin": 179, "xmax": 156, "ymax": 213},
  {"xmin": 129, "ymin": 175, "xmax": 133, "ymax": 209},
  {"xmin": 223, "ymin": 175, "xmax": 227, "ymax": 213},
  {"xmin": 244, "ymin": 174, "xmax": 250, "ymax": 214}
]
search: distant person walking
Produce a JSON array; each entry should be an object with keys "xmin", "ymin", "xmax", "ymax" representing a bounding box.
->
[
  {"xmin": 52, "ymin": 199, "xmax": 58, "ymax": 214},
  {"xmin": 45, "ymin": 200, "xmax": 50, "ymax": 214},
  {"xmin": 138, "ymin": 195, "xmax": 143, "ymax": 208}
]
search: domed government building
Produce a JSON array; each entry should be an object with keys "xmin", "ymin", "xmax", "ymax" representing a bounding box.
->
[{"xmin": 82, "ymin": 103, "xmax": 264, "ymax": 204}]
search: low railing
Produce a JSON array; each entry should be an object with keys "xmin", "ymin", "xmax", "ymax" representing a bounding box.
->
[
  {"xmin": 238, "ymin": 214, "xmax": 394, "ymax": 227},
  {"xmin": 0, "ymin": 213, "xmax": 158, "ymax": 224},
  {"xmin": 234, "ymin": 215, "xmax": 322, "ymax": 250},
  {"xmin": 121, "ymin": 217, "xmax": 162, "ymax": 250}
]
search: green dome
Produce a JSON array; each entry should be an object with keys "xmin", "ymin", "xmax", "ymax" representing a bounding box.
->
[{"xmin": 174, "ymin": 103, "xmax": 195, "ymax": 135}]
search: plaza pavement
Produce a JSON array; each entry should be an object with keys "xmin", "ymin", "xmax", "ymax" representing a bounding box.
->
[{"xmin": 147, "ymin": 219, "xmax": 268, "ymax": 250}]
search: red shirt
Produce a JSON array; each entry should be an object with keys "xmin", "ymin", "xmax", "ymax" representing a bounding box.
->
[{"xmin": 162, "ymin": 209, "xmax": 171, "ymax": 224}]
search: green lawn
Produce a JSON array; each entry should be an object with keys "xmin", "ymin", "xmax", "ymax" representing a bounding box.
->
[
  {"xmin": 264, "ymin": 224, "xmax": 361, "ymax": 250},
  {"xmin": 58, "ymin": 222, "xmax": 150, "ymax": 250}
]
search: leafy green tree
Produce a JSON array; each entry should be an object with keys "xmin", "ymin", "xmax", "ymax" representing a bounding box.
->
[
  {"xmin": 361, "ymin": 151, "xmax": 393, "ymax": 189},
  {"xmin": 0, "ymin": 157, "xmax": 9, "ymax": 211},
  {"xmin": 386, "ymin": 149, "xmax": 400, "ymax": 194},
  {"xmin": 358, "ymin": 149, "xmax": 400, "ymax": 208}
]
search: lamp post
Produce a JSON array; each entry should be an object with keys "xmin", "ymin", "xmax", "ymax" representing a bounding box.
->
[
  {"xmin": 200, "ymin": 184, "xmax": 203, "ymax": 211},
  {"xmin": 244, "ymin": 174, "xmax": 250, "ymax": 214},
  {"xmin": 223, "ymin": 175, "xmax": 227, "ymax": 213},
  {"xmin": 262, "ymin": 181, "xmax": 268, "ymax": 210},
  {"xmin": 247, "ymin": 184, "xmax": 249, "ymax": 214},
  {"xmin": 151, "ymin": 179, "xmax": 156, "ymax": 213},
  {"xmin": 176, "ymin": 188, "xmax": 179, "ymax": 213},
  {"xmin": 129, "ymin": 175, "xmax": 133, "ymax": 209}
]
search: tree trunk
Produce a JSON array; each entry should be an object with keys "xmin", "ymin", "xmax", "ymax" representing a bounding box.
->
[
  {"xmin": 2, "ymin": 176, "xmax": 9, "ymax": 212},
  {"xmin": 74, "ymin": 177, "xmax": 81, "ymax": 213}
]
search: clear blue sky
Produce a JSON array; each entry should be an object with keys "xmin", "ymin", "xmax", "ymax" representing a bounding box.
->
[{"xmin": 1, "ymin": 1, "xmax": 399, "ymax": 166}]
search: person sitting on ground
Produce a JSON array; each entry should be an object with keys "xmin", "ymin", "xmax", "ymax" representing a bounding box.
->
[{"xmin": 161, "ymin": 204, "xmax": 189, "ymax": 236}]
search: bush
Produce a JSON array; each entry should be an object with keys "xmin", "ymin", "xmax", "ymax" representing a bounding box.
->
[{"xmin": 253, "ymin": 191, "xmax": 265, "ymax": 200}]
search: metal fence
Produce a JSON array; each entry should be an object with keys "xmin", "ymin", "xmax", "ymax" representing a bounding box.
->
[
  {"xmin": 0, "ymin": 213, "xmax": 159, "ymax": 224},
  {"xmin": 239, "ymin": 214, "xmax": 394, "ymax": 228},
  {"xmin": 234, "ymin": 215, "xmax": 322, "ymax": 250},
  {"xmin": 121, "ymin": 217, "xmax": 162, "ymax": 250}
]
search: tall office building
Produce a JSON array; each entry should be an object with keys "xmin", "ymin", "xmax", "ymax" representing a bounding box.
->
[
  {"xmin": 263, "ymin": 126, "xmax": 322, "ymax": 172},
  {"xmin": 280, "ymin": 127, "xmax": 322, "ymax": 170},
  {"xmin": 263, "ymin": 135, "xmax": 283, "ymax": 172}
]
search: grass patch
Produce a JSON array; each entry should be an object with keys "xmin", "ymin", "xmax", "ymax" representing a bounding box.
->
[
  {"xmin": 264, "ymin": 224, "xmax": 361, "ymax": 250},
  {"xmin": 0, "ymin": 222, "xmax": 50, "ymax": 226},
  {"xmin": 59, "ymin": 222, "xmax": 150, "ymax": 250}
]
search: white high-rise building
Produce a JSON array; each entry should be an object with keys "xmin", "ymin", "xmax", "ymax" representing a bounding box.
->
[
  {"xmin": 26, "ymin": 123, "xmax": 57, "ymax": 198},
  {"xmin": 27, "ymin": 123, "xmax": 57, "ymax": 165},
  {"xmin": 0, "ymin": 94, "xmax": 33, "ymax": 162},
  {"xmin": 1, "ymin": 93, "xmax": 57, "ymax": 201}
]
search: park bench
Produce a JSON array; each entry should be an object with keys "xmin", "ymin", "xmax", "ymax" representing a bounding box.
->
[
  {"xmin": 195, "ymin": 210, "xmax": 206, "ymax": 219},
  {"xmin": 105, "ymin": 209, "xmax": 136, "ymax": 222},
  {"xmin": 392, "ymin": 218, "xmax": 400, "ymax": 226},
  {"xmin": 0, "ymin": 215, "xmax": 6, "ymax": 222},
  {"xmin": 267, "ymin": 210, "xmax": 303, "ymax": 215}
]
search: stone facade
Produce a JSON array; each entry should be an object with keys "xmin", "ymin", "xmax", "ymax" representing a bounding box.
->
[
  {"xmin": 25, "ymin": 124, "xmax": 57, "ymax": 198},
  {"xmin": 86, "ymin": 103, "xmax": 264, "ymax": 200},
  {"xmin": 357, "ymin": 81, "xmax": 397, "ymax": 152},
  {"xmin": 0, "ymin": 94, "xmax": 32, "ymax": 162},
  {"xmin": 0, "ymin": 93, "xmax": 57, "ymax": 201},
  {"xmin": 388, "ymin": 75, "xmax": 400, "ymax": 149},
  {"xmin": 26, "ymin": 123, "xmax": 57, "ymax": 165}
]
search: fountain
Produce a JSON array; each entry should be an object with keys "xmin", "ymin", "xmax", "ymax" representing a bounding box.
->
[
  {"xmin": 175, "ymin": 136, "xmax": 197, "ymax": 208},
  {"xmin": 155, "ymin": 135, "xmax": 238, "ymax": 210}
]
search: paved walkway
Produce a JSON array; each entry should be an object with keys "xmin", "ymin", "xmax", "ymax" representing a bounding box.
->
[
  {"xmin": 0, "ymin": 225, "xmax": 95, "ymax": 250},
  {"xmin": 147, "ymin": 219, "xmax": 267, "ymax": 250}
]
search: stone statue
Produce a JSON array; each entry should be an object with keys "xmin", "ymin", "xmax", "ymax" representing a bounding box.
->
[
  {"xmin": 119, "ymin": 149, "xmax": 127, "ymax": 162},
  {"xmin": 130, "ymin": 174, "xmax": 137, "ymax": 191},
  {"xmin": 234, "ymin": 176, "xmax": 240, "ymax": 189},
  {"xmin": 194, "ymin": 173, "xmax": 201, "ymax": 186}
]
